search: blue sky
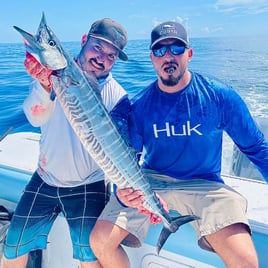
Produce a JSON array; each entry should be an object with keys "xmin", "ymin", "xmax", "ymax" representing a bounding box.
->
[{"xmin": 1, "ymin": 0, "xmax": 268, "ymax": 43}]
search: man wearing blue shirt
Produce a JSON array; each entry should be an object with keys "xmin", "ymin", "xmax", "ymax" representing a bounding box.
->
[{"xmin": 90, "ymin": 21, "xmax": 268, "ymax": 268}]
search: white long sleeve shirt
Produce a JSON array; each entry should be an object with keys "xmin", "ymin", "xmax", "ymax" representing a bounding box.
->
[{"xmin": 23, "ymin": 73, "xmax": 129, "ymax": 187}]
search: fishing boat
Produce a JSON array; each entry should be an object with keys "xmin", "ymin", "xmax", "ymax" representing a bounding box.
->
[{"xmin": 0, "ymin": 128, "xmax": 267, "ymax": 267}]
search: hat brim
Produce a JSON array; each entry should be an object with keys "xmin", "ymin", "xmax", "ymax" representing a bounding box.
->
[
  {"xmin": 150, "ymin": 36, "xmax": 189, "ymax": 49},
  {"xmin": 89, "ymin": 34, "xmax": 128, "ymax": 61}
]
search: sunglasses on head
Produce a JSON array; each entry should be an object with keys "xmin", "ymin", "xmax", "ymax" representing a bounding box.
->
[{"xmin": 152, "ymin": 44, "xmax": 187, "ymax": 57}]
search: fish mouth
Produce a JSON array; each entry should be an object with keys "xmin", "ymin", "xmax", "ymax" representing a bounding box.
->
[
  {"xmin": 14, "ymin": 13, "xmax": 68, "ymax": 70},
  {"xmin": 13, "ymin": 26, "xmax": 41, "ymax": 52}
]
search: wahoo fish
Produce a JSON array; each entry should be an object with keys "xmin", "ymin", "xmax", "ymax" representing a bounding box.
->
[{"xmin": 14, "ymin": 13, "xmax": 199, "ymax": 253}]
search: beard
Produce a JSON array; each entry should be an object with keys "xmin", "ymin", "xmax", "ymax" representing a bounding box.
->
[
  {"xmin": 160, "ymin": 70, "xmax": 186, "ymax": 86},
  {"xmin": 159, "ymin": 61, "xmax": 186, "ymax": 87}
]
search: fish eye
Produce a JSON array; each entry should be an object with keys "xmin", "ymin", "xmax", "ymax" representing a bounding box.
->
[{"xmin": 48, "ymin": 40, "xmax": 56, "ymax": 47}]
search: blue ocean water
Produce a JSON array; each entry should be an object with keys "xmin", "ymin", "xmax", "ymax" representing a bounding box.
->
[{"xmin": 1, "ymin": 37, "xmax": 268, "ymax": 173}]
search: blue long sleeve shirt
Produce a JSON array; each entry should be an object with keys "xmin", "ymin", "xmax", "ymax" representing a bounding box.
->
[{"xmin": 129, "ymin": 72, "xmax": 268, "ymax": 183}]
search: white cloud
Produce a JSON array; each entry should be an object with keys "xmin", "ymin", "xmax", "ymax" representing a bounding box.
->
[
  {"xmin": 215, "ymin": 0, "xmax": 268, "ymax": 14},
  {"xmin": 152, "ymin": 16, "xmax": 189, "ymax": 28},
  {"xmin": 202, "ymin": 26, "xmax": 224, "ymax": 34},
  {"xmin": 216, "ymin": 0, "xmax": 267, "ymax": 5},
  {"xmin": 152, "ymin": 17, "xmax": 161, "ymax": 27}
]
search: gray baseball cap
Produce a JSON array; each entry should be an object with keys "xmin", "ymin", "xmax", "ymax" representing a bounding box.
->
[{"xmin": 88, "ymin": 18, "xmax": 128, "ymax": 61}]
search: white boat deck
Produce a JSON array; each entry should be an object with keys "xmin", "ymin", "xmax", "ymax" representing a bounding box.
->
[
  {"xmin": 223, "ymin": 174, "xmax": 268, "ymax": 227},
  {"xmin": 0, "ymin": 132, "xmax": 39, "ymax": 173}
]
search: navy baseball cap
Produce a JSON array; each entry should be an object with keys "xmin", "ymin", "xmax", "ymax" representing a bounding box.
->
[{"xmin": 150, "ymin": 21, "xmax": 189, "ymax": 49}]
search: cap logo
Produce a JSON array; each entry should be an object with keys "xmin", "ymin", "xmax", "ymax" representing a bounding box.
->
[
  {"xmin": 160, "ymin": 24, "xmax": 177, "ymax": 36},
  {"xmin": 111, "ymin": 26, "xmax": 125, "ymax": 48}
]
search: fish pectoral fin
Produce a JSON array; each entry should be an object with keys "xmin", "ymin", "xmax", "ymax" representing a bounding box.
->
[{"xmin": 156, "ymin": 214, "xmax": 200, "ymax": 254}]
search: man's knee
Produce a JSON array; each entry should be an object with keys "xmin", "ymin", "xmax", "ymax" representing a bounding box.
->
[
  {"xmin": 1, "ymin": 254, "xmax": 29, "ymax": 268},
  {"xmin": 206, "ymin": 223, "xmax": 258, "ymax": 268},
  {"xmin": 90, "ymin": 220, "xmax": 129, "ymax": 254},
  {"xmin": 90, "ymin": 220, "xmax": 115, "ymax": 256}
]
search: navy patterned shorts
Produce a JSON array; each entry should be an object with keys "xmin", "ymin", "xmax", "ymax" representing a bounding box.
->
[{"xmin": 4, "ymin": 172, "xmax": 106, "ymax": 262}]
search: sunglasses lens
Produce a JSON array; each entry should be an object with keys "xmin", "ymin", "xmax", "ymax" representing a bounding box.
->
[
  {"xmin": 152, "ymin": 44, "xmax": 186, "ymax": 57},
  {"xmin": 152, "ymin": 46, "xmax": 167, "ymax": 57},
  {"xmin": 170, "ymin": 45, "xmax": 186, "ymax": 55}
]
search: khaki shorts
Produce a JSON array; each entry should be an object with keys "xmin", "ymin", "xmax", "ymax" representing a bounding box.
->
[{"xmin": 99, "ymin": 173, "xmax": 249, "ymax": 252}]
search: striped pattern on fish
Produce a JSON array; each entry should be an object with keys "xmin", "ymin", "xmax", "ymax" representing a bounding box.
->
[
  {"xmin": 52, "ymin": 73, "xmax": 149, "ymax": 190},
  {"xmin": 52, "ymin": 72, "xmax": 161, "ymax": 215},
  {"xmin": 13, "ymin": 12, "xmax": 199, "ymax": 253}
]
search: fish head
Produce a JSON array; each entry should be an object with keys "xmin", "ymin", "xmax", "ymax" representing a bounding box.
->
[{"xmin": 13, "ymin": 12, "xmax": 67, "ymax": 70}]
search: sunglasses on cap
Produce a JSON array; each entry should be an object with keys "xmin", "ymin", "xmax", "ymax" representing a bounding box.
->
[{"xmin": 152, "ymin": 44, "xmax": 187, "ymax": 57}]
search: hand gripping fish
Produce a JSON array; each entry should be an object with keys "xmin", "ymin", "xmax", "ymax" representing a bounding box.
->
[{"xmin": 14, "ymin": 13, "xmax": 199, "ymax": 254}]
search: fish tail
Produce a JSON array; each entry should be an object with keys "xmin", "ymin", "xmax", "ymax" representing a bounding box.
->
[{"xmin": 156, "ymin": 215, "xmax": 200, "ymax": 254}]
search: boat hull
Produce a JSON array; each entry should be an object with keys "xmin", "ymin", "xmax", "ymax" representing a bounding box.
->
[{"xmin": 1, "ymin": 132, "xmax": 268, "ymax": 267}]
